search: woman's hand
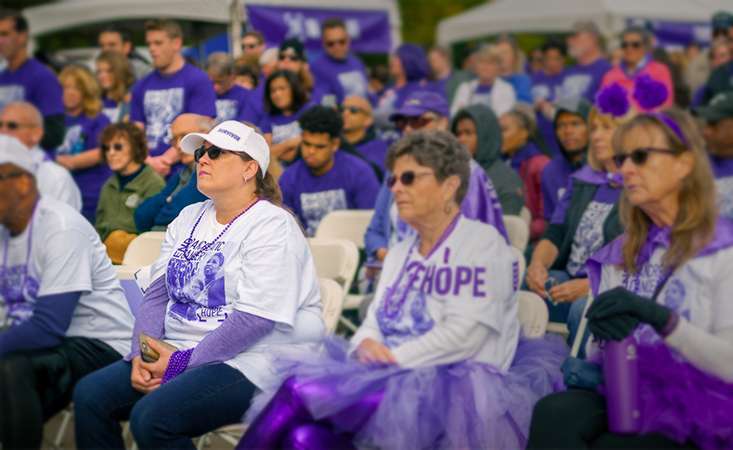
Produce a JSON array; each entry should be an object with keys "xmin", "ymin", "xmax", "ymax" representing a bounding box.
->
[
  {"xmin": 138, "ymin": 338, "xmax": 175, "ymax": 379},
  {"xmin": 130, "ymin": 356, "xmax": 161, "ymax": 394},
  {"xmin": 549, "ymin": 278, "xmax": 590, "ymax": 303},
  {"xmin": 355, "ymin": 338, "xmax": 397, "ymax": 365},
  {"xmin": 526, "ymin": 262, "xmax": 549, "ymax": 298}
]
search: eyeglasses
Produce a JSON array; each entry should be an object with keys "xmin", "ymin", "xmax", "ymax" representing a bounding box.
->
[
  {"xmin": 278, "ymin": 53, "xmax": 301, "ymax": 62},
  {"xmin": 621, "ymin": 41, "xmax": 643, "ymax": 49},
  {"xmin": 194, "ymin": 145, "xmax": 237, "ymax": 162},
  {"xmin": 386, "ymin": 170, "xmax": 433, "ymax": 188},
  {"xmin": 325, "ymin": 38, "xmax": 347, "ymax": 48},
  {"xmin": 612, "ymin": 147, "xmax": 678, "ymax": 167},
  {"xmin": 394, "ymin": 114, "xmax": 437, "ymax": 131},
  {"xmin": 340, "ymin": 105, "xmax": 367, "ymax": 115},
  {"xmin": 0, "ymin": 171, "xmax": 25, "ymax": 181},
  {"xmin": 101, "ymin": 143, "xmax": 125, "ymax": 153},
  {"xmin": 0, "ymin": 120, "xmax": 35, "ymax": 130}
]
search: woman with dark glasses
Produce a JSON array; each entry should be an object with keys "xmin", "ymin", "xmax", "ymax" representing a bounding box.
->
[
  {"xmin": 238, "ymin": 130, "xmax": 566, "ymax": 450},
  {"xmin": 94, "ymin": 123, "xmax": 164, "ymax": 264},
  {"xmin": 528, "ymin": 109, "xmax": 733, "ymax": 449},
  {"xmin": 73, "ymin": 120, "xmax": 324, "ymax": 449},
  {"xmin": 599, "ymin": 26, "xmax": 674, "ymax": 112}
]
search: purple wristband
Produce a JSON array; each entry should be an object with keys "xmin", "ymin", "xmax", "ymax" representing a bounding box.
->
[
  {"xmin": 659, "ymin": 312, "xmax": 680, "ymax": 338},
  {"xmin": 162, "ymin": 349, "xmax": 193, "ymax": 384}
]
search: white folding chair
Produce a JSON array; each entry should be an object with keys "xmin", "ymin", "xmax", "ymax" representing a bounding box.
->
[
  {"xmin": 503, "ymin": 215, "xmax": 530, "ymax": 252},
  {"xmin": 308, "ymin": 238, "xmax": 360, "ymax": 332},
  {"xmin": 319, "ymin": 277, "xmax": 345, "ymax": 334},
  {"xmin": 121, "ymin": 231, "xmax": 166, "ymax": 267},
  {"xmin": 314, "ymin": 209, "xmax": 374, "ymax": 249},
  {"xmin": 520, "ymin": 206, "xmax": 531, "ymax": 227},
  {"xmin": 517, "ymin": 290, "xmax": 549, "ymax": 338}
]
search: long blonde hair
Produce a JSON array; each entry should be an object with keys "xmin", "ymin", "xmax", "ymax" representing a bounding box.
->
[
  {"xmin": 59, "ymin": 65, "xmax": 103, "ymax": 118},
  {"xmin": 612, "ymin": 108, "xmax": 717, "ymax": 273},
  {"xmin": 95, "ymin": 51, "xmax": 134, "ymax": 103}
]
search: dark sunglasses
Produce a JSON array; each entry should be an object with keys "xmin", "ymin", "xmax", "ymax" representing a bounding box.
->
[
  {"xmin": 194, "ymin": 145, "xmax": 236, "ymax": 163},
  {"xmin": 325, "ymin": 38, "xmax": 347, "ymax": 48},
  {"xmin": 340, "ymin": 105, "xmax": 367, "ymax": 115},
  {"xmin": 621, "ymin": 41, "xmax": 643, "ymax": 49},
  {"xmin": 0, "ymin": 120, "xmax": 33, "ymax": 130},
  {"xmin": 278, "ymin": 54, "xmax": 301, "ymax": 62},
  {"xmin": 386, "ymin": 170, "xmax": 433, "ymax": 188},
  {"xmin": 612, "ymin": 147, "xmax": 677, "ymax": 167},
  {"xmin": 394, "ymin": 114, "xmax": 437, "ymax": 132},
  {"xmin": 101, "ymin": 143, "xmax": 125, "ymax": 153},
  {"xmin": 0, "ymin": 171, "xmax": 25, "ymax": 181}
]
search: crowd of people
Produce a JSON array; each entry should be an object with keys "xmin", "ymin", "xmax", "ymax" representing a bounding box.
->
[{"xmin": 1, "ymin": 4, "xmax": 733, "ymax": 449}]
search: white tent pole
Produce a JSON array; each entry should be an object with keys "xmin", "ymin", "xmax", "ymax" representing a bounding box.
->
[{"xmin": 230, "ymin": 0, "xmax": 243, "ymax": 57}]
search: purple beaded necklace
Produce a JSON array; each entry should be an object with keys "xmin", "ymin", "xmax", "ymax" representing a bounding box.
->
[{"xmin": 181, "ymin": 197, "xmax": 260, "ymax": 262}]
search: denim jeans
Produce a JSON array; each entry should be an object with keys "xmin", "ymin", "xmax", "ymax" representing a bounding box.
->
[{"xmin": 73, "ymin": 360, "xmax": 256, "ymax": 450}]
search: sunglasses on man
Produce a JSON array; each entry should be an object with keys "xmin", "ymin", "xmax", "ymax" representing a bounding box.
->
[
  {"xmin": 386, "ymin": 170, "xmax": 433, "ymax": 188},
  {"xmin": 621, "ymin": 40, "xmax": 643, "ymax": 50},
  {"xmin": 278, "ymin": 52, "xmax": 301, "ymax": 62},
  {"xmin": 394, "ymin": 114, "xmax": 438, "ymax": 132},
  {"xmin": 0, "ymin": 120, "xmax": 35, "ymax": 131},
  {"xmin": 325, "ymin": 38, "xmax": 347, "ymax": 48},
  {"xmin": 612, "ymin": 147, "xmax": 677, "ymax": 167}
]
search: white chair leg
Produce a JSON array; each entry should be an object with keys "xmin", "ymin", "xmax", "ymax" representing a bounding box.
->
[{"xmin": 52, "ymin": 408, "xmax": 73, "ymax": 449}]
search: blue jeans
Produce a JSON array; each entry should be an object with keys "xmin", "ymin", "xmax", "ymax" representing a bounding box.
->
[
  {"xmin": 73, "ymin": 360, "xmax": 256, "ymax": 450},
  {"xmin": 545, "ymin": 270, "xmax": 591, "ymax": 357},
  {"xmin": 544, "ymin": 270, "xmax": 573, "ymax": 323}
]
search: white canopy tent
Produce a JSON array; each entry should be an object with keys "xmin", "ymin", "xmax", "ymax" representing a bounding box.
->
[
  {"xmin": 24, "ymin": 0, "xmax": 401, "ymax": 54},
  {"xmin": 437, "ymin": 0, "xmax": 731, "ymax": 47}
]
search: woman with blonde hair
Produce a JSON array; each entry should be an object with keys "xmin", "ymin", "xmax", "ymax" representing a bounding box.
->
[
  {"xmin": 56, "ymin": 64, "xmax": 111, "ymax": 221},
  {"xmin": 96, "ymin": 50, "xmax": 134, "ymax": 123},
  {"xmin": 528, "ymin": 107, "xmax": 733, "ymax": 449}
]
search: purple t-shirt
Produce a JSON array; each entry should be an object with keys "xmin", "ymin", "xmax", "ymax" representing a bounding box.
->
[
  {"xmin": 266, "ymin": 102, "xmax": 313, "ymax": 145},
  {"xmin": 541, "ymin": 154, "xmax": 580, "ymax": 221},
  {"xmin": 560, "ymin": 58, "xmax": 612, "ymax": 102},
  {"xmin": 130, "ymin": 63, "xmax": 216, "ymax": 157},
  {"xmin": 310, "ymin": 53, "xmax": 369, "ymax": 104},
  {"xmin": 0, "ymin": 58, "xmax": 63, "ymax": 116},
  {"xmin": 279, "ymin": 151, "xmax": 380, "ymax": 236},
  {"xmin": 532, "ymin": 71, "xmax": 566, "ymax": 155},
  {"xmin": 57, "ymin": 112, "xmax": 111, "ymax": 222},
  {"xmin": 355, "ymin": 137, "xmax": 389, "ymax": 172},
  {"xmin": 215, "ymin": 84, "xmax": 270, "ymax": 133}
]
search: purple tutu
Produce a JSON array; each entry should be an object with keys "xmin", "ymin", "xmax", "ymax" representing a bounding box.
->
[
  {"xmin": 245, "ymin": 335, "xmax": 567, "ymax": 450},
  {"xmin": 636, "ymin": 344, "xmax": 733, "ymax": 450}
]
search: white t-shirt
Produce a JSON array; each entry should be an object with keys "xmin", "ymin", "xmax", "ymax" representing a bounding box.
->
[
  {"xmin": 352, "ymin": 215, "xmax": 520, "ymax": 371},
  {"xmin": 28, "ymin": 146, "xmax": 82, "ymax": 212},
  {"xmin": 151, "ymin": 199, "xmax": 324, "ymax": 389},
  {"xmin": 0, "ymin": 197, "xmax": 133, "ymax": 355}
]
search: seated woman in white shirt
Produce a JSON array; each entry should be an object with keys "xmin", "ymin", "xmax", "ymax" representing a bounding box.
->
[
  {"xmin": 527, "ymin": 109, "xmax": 733, "ymax": 449},
  {"xmin": 238, "ymin": 130, "xmax": 567, "ymax": 450},
  {"xmin": 72, "ymin": 121, "xmax": 324, "ymax": 450}
]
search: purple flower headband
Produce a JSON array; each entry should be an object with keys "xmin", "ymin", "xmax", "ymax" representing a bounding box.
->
[
  {"xmin": 633, "ymin": 74, "xmax": 669, "ymax": 111},
  {"xmin": 595, "ymin": 83, "xmax": 630, "ymax": 117}
]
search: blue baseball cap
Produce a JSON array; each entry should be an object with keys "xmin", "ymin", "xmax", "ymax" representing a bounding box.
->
[{"xmin": 390, "ymin": 91, "xmax": 449, "ymax": 120}]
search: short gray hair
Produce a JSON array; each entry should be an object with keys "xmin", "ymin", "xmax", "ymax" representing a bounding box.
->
[
  {"xmin": 206, "ymin": 52, "xmax": 234, "ymax": 76},
  {"xmin": 386, "ymin": 130, "xmax": 471, "ymax": 204}
]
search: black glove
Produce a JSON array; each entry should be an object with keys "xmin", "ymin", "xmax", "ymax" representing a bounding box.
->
[{"xmin": 586, "ymin": 286, "xmax": 672, "ymax": 341}]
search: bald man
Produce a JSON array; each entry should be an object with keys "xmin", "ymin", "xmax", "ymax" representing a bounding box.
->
[
  {"xmin": 0, "ymin": 102, "xmax": 82, "ymax": 210},
  {"xmin": 340, "ymin": 95, "xmax": 389, "ymax": 175},
  {"xmin": 134, "ymin": 113, "xmax": 212, "ymax": 232}
]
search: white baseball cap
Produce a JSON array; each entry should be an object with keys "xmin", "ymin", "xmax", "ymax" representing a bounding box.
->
[
  {"xmin": 179, "ymin": 120, "xmax": 270, "ymax": 175},
  {"xmin": 0, "ymin": 134, "xmax": 36, "ymax": 176}
]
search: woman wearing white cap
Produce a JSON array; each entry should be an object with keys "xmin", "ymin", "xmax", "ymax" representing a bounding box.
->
[{"xmin": 72, "ymin": 121, "xmax": 325, "ymax": 449}]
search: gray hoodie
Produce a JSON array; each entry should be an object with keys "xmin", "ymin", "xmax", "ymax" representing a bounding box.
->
[{"xmin": 452, "ymin": 104, "xmax": 525, "ymax": 215}]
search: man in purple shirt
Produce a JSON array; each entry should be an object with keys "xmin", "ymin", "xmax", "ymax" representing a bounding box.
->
[
  {"xmin": 561, "ymin": 21, "xmax": 612, "ymax": 102},
  {"xmin": 310, "ymin": 18, "xmax": 369, "ymax": 106},
  {"xmin": 0, "ymin": 9, "xmax": 65, "ymax": 151},
  {"xmin": 130, "ymin": 19, "xmax": 216, "ymax": 177},
  {"xmin": 280, "ymin": 105, "xmax": 379, "ymax": 236},
  {"xmin": 205, "ymin": 52, "xmax": 271, "ymax": 139},
  {"xmin": 695, "ymin": 91, "xmax": 733, "ymax": 220},
  {"xmin": 341, "ymin": 94, "xmax": 388, "ymax": 179}
]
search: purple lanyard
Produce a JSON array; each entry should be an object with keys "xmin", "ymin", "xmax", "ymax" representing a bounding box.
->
[{"xmin": 382, "ymin": 213, "xmax": 461, "ymax": 317}]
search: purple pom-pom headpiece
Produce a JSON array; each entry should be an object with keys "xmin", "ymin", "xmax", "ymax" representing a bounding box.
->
[
  {"xmin": 595, "ymin": 83, "xmax": 631, "ymax": 117},
  {"xmin": 633, "ymin": 74, "xmax": 669, "ymax": 111}
]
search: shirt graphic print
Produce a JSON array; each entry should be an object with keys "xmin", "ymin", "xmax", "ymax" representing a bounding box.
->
[{"xmin": 143, "ymin": 88, "xmax": 184, "ymax": 150}]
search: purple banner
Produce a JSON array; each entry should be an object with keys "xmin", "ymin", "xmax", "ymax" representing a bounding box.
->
[{"xmin": 246, "ymin": 5, "xmax": 391, "ymax": 53}]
